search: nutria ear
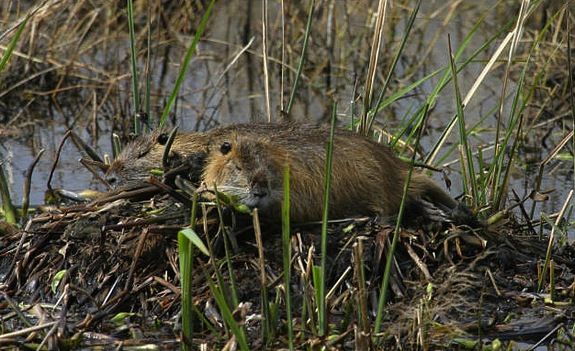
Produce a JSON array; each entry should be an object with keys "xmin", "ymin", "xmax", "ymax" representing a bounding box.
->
[
  {"xmin": 157, "ymin": 133, "xmax": 169, "ymax": 145},
  {"xmin": 220, "ymin": 142, "xmax": 232, "ymax": 155}
]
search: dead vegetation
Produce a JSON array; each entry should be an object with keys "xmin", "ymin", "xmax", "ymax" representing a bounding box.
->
[{"xmin": 1, "ymin": 182, "xmax": 575, "ymax": 349}]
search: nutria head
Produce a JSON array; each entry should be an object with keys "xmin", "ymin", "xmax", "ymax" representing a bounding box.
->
[
  {"xmin": 105, "ymin": 130, "xmax": 210, "ymax": 189},
  {"xmin": 202, "ymin": 134, "xmax": 285, "ymax": 212}
]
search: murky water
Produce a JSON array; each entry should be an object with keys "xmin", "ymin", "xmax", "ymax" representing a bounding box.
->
[{"xmin": 0, "ymin": 0, "xmax": 572, "ymax": 234}]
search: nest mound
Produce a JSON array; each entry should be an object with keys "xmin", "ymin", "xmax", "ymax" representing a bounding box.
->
[{"xmin": 1, "ymin": 186, "xmax": 574, "ymax": 349}]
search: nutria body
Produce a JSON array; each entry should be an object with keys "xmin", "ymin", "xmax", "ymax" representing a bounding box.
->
[{"xmin": 202, "ymin": 123, "xmax": 458, "ymax": 222}]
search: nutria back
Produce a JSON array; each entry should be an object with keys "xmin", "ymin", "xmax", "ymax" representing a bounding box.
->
[{"xmin": 202, "ymin": 123, "xmax": 457, "ymax": 222}]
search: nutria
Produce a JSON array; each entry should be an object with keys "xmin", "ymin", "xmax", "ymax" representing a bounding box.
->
[
  {"xmin": 105, "ymin": 128, "xmax": 211, "ymax": 189},
  {"xmin": 202, "ymin": 123, "xmax": 458, "ymax": 223},
  {"xmin": 105, "ymin": 124, "xmax": 290, "ymax": 189}
]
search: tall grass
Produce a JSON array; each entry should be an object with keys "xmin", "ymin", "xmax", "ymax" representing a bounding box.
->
[
  {"xmin": 0, "ymin": 15, "xmax": 28, "ymax": 224},
  {"xmin": 317, "ymin": 101, "xmax": 337, "ymax": 336},
  {"xmin": 281, "ymin": 165, "xmax": 294, "ymax": 349},
  {"xmin": 178, "ymin": 194, "xmax": 203, "ymax": 350},
  {"xmin": 2, "ymin": 0, "xmax": 573, "ymax": 349},
  {"xmin": 285, "ymin": 0, "xmax": 314, "ymax": 117},
  {"xmin": 447, "ymin": 34, "xmax": 478, "ymax": 208},
  {"xmin": 126, "ymin": 0, "xmax": 141, "ymax": 133},
  {"xmin": 359, "ymin": 0, "xmax": 388, "ymax": 135},
  {"xmin": 374, "ymin": 104, "xmax": 429, "ymax": 335},
  {"xmin": 158, "ymin": 0, "xmax": 216, "ymax": 127},
  {"xmin": 366, "ymin": 0, "xmax": 421, "ymax": 133}
]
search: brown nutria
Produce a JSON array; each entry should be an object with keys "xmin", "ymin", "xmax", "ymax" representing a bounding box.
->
[
  {"xmin": 105, "ymin": 124, "xmax": 293, "ymax": 189},
  {"xmin": 202, "ymin": 123, "xmax": 458, "ymax": 223},
  {"xmin": 105, "ymin": 129, "xmax": 211, "ymax": 189}
]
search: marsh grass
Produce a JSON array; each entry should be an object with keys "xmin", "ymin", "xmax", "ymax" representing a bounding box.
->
[{"xmin": 1, "ymin": 0, "xmax": 575, "ymax": 350}]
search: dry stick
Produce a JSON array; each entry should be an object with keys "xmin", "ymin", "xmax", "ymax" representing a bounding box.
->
[
  {"xmin": 0, "ymin": 0, "xmax": 57, "ymax": 42},
  {"xmin": 161, "ymin": 126, "xmax": 179, "ymax": 168},
  {"xmin": 527, "ymin": 323, "xmax": 565, "ymax": 351},
  {"xmin": 567, "ymin": 12, "xmax": 575, "ymax": 189},
  {"xmin": 147, "ymin": 177, "xmax": 192, "ymax": 206},
  {"xmin": 21, "ymin": 148, "xmax": 45, "ymax": 218},
  {"xmin": 69, "ymin": 131, "xmax": 104, "ymax": 164},
  {"xmin": 79, "ymin": 158, "xmax": 109, "ymax": 188},
  {"xmin": 491, "ymin": 0, "xmax": 529, "ymax": 205},
  {"xmin": 90, "ymin": 185, "xmax": 159, "ymax": 206},
  {"xmin": 262, "ymin": 0, "xmax": 271, "ymax": 123},
  {"xmin": 47, "ymin": 130, "xmax": 72, "ymax": 191},
  {"xmin": 426, "ymin": 31, "xmax": 514, "ymax": 165},
  {"xmin": 529, "ymin": 130, "xmax": 574, "ymax": 219},
  {"xmin": 538, "ymin": 189, "xmax": 573, "ymax": 292},
  {"xmin": 125, "ymin": 228, "xmax": 150, "ymax": 291},
  {"xmin": 4, "ymin": 225, "xmax": 28, "ymax": 285},
  {"xmin": 360, "ymin": 0, "xmax": 388, "ymax": 135},
  {"xmin": 280, "ymin": 0, "xmax": 286, "ymax": 113},
  {"xmin": 38, "ymin": 308, "xmax": 61, "ymax": 350},
  {"xmin": 252, "ymin": 209, "xmax": 271, "ymax": 342},
  {"xmin": 352, "ymin": 240, "xmax": 369, "ymax": 349},
  {"xmin": 0, "ymin": 321, "xmax": 58, "ymax": 339},
  {"xmin": 213, "ymin": 37, "xmax": 255, "ymax": 88}
]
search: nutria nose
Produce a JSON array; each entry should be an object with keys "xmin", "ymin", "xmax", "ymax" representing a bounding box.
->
[
  {"xmin": 251, "ymin": 183, "xmax": 268, "ymax": 198},
  {"xmin": 106, "ymin": 175, "xmax": 117, "ymax": 187},
  {"xmin": 252, "ymin": 189, "xmax": 267, "ymax": 198}
]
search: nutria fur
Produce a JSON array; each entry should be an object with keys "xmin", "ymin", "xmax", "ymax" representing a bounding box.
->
[{"xmin": 202, "ymin": 123, "xmax": 458, "ymax": 222}]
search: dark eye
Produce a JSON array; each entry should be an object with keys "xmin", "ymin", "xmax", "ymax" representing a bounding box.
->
[
  {"xmin": 220, "ymin": 142, "xmax": 232, "ymax": 155},
  {"xmin": 157, "ymin": 133, "xmax": 169, "ymax": 145}
]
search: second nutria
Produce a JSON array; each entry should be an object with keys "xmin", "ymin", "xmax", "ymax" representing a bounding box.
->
[
  {"xmin": 202, "ymin": 124, "xmax": 458, "ymax": 223},
  {"xmin": 105, "ymin": 128, "xmax": 211, "ymax": 189}
]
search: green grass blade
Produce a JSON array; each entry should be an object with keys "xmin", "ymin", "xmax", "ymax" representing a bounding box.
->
[
  {"xmin": 425, "ymin": 18, "xmax": 514, "ymax": 165},
  {"xmin": 178, "ymin": 193, "xmax": 203, "ymax": 350},
  {"xmin": 281, "ymin": 165, "xmax": 294, "ymax": 350},
  {"xmin": 285, "ymin": 0, "xmax": 314, "ymax": 117},
  {"xmin": 0, "ymin": 161, "xmax": 17, "ymax": 224},
  {"xmin": 178, "ymin": 230, "xmax": 194, "ymax": 350},
  {"xmin": 374, "ymin": 103, "xmax": 429, "ymax": 334},
  {"xmin": 448, "ymin": 34, "xmax": 477, "ymax": 207},
  {"xmin": 126, "ymin": 0, "xmax": 141, "ymax": 134},
  {"xmin": 206, "ymin": 273, "xmax": 249, "ymax": 351},
  {"xmin": 179, "ymin": 228, "xmax": 209, "ymax": 257},
  {"xmin": 0, "ymin": 16, "xmax": 28, "ymax": 73},
  {"xmin": 318, "ymin": 101, "xmax": 337, "ymax": 335},
  {"xmin": 159, "ymin": 0, "xmax": 216, "ymax": 127},
  {"xmin": 213, "ymin": 184, "xmax": 239, "ymax": 308}
]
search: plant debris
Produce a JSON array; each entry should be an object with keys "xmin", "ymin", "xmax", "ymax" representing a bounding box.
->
[{"xmin": 1, "ymin": 180, "xmax": 574, "ymax": 349}]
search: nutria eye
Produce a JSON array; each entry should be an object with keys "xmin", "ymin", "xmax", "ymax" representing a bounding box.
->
[
  {"xmin": 220, "ymin": 142, "xmax": 232, "ymax": 155},
  {"xmin": 157, "ymin": 133, "xmax": 169, "ymax": 145}
]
